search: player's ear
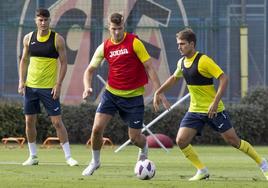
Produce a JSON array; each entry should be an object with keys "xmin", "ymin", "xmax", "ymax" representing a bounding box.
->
[{"xmin": 190, "ymin": 41, "xmax": 195, "ymax": 48}]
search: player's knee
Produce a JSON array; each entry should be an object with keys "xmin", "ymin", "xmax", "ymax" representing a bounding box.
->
[
  {"xmin": 25, "ymin": 120, "xmax": 35, "ymax": 128},
  {"xmin": 130, "ymin": 137, "xmax": 137, "ymax": 145},
  {"xmin": 51, "ymin": 120, "xmax": 63, "ymax": 129},
  {"xmin": 91, "ymin": 126, "xmax": 104, "ymax": 137},
  {"xmin": 225, "ymin": 137, "xmax": 240, "ymax": 148},
  {"xmin": 129, "ymin": 134, "xmax": 140, "ymax": 145},
  {"xmin": 25, "ymin": 116, "xmax": 36, "ymax": 127},
  {"xmin": 176, "ymin": 137, "xmax": 188, "ymax": 148}
]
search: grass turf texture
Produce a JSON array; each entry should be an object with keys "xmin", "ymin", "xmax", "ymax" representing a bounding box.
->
[{"xmin": 0, "ymin": 144, "xmax": 267, "ymax": 188}]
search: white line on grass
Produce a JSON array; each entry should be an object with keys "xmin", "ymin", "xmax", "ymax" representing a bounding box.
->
[
  {"xmin": 0, "ymin": 161, "xmax": 127, "ymax": 166},
  {"xmin": 0, "ymin": 161, "xmax": 73, "ymax": 166}
]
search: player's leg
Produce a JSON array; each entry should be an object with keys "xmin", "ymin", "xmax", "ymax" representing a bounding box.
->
[
  {"xmin": 82, "ymin": 90, "xmax": 115, "ymax": 176},
  {"xmin": 177, "ymin": 112, "xmax": 209, "ymax": 181},
  {"xmin": 39, "ymin": 88, "xmax": 78, "ymax": 166},
  {"xmin": 22, "ymin": 87, "xmax": 40, "ymax": 166},
  {"xmin": 221, "ymin": 128, "xmax": 268, "ymax": 180},
  {"xmin": 23, "ymin": 114, "xmax": 39, "ymax": 166},
  {"xmin": 118, "ymin": 94, "xmax": 147, "ymax": 161},
  {"xmin": 211, "ymin": 111, "xmax": 268, "ymax": 180},
  {"xmin": 82, "ymin": 112, "xmax": 112, "ymax": 176},
  {"xmin": 128, "ymin": 127, "xmax": 148, "ymax": 161},
  {"xmin": 50, "ymin": 115, "xmax": 78, "ymax": 166}
]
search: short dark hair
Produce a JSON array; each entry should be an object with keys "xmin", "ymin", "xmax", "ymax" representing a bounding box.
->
[
  {"xmin": 109, "ymin": 13, "xmax": 124, "ymax": 25},
  {"xmin": 176, "ymin": 28, "xmax": 196, "ymax": 47},
  {"xmin": 35, "ymin": 8, "xmax": 50, "ymax": 18}
]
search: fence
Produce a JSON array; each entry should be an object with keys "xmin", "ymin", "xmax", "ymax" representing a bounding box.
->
[{"xmin": 0, "ymin": 0, "xmax": 267, "ymax": 105}]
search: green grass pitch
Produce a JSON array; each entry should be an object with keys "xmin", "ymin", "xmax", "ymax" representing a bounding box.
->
[{"xmin": 0, "ymin": 144, "xmax": 267, "ymax": 188}]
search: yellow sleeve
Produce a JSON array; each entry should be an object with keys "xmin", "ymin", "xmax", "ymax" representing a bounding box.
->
[
  {"xmin": 133, "ymin": 38, "xmax": 151, "ymax": 63},
  {"xmin": 89, "ymin": 43, "xmax": 104, "ymax": 68},
  {"xmin": 198, "ymin": 55, "xmax": 223, "ymax": 79},
  {"xmin": 173, "ymin": 58, "xmax": 183, "ymax": 78}
]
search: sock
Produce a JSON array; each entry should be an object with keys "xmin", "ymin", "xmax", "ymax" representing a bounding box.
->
[
  {"xmin": 28, "ymin": 142, "xmax": 37, "ymax": 157},
  {"xmin": 138, "ymin": 141, "xmax": 148, "ymax": 160},
  {"xmin": 260, "ymin": 159, "xmax": 268, "ymax": 172},
  {"xmin": 238, "ymin": 140, "xmax": 262, "ymax": 165},
  {"xmin": 181, "ymin": 144, "xmax": 206, "ymax": 170},
  {"xmin": 61, "ymin": 142, "xmax": 71, "ymax": 160},
  {"xmin": 92, "ymin": 150, "xmax": 100, "ymax": 163},
  {"xmin": 197, "ymin": 167, "xmax": 209, "ymax": 174},
  {"xmin": 139, "ymin": 142, "xmax": 148, "ymax": 156}
]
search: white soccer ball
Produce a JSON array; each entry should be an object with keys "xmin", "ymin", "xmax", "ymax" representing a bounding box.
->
[{"xmin": 134, "ymin": 159, "xmax": 156, "ymax": 180}]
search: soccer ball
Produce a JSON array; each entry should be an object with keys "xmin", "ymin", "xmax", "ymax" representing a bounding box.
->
[{"xmin": 134, "ymin": 159, "xmax": 156, "ymax": 180}]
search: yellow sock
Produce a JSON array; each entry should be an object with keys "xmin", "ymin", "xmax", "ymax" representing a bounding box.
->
[
  {"xmin": 238, "ymin": 140, "xmax": 262, "ymax": 165},
  {"xmin": 181, "ymin": 144, "xmax": 206, "ymax": 170}
]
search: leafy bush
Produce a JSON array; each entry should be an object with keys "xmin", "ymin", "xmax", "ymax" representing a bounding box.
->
[
  {"xmin": 1, "ymin": 87, "xmax": 268, "ymax": 145},
  {"xmin": 0, "ymin": 101, "xmax": 25, "ymax": 138},
  {"xmin": 241, "ymin": 87, "xmax": 268, "ymax": 143}
]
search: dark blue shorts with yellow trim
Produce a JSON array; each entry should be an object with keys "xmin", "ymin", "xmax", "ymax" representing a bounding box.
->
[
  {"xmin": 180, "ymin": 111, "xmax": 232, "ymax": 136},
  {"xmin": 24, "ymin": 86, "xmax": 61, "ymax": 116},
  {"xmin": 97, "ymin": 90, "xmax": 144, "ymax": 129}
]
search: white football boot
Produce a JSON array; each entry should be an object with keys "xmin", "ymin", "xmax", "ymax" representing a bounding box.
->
[
  {"xmin": 66, "ymin": 157, "xmax": 79, "ymax": 166},
  {"xmin": 22, "ymin": 156, "xmax": 39, "ymax": 166},
  {"xmin": 189, "ymin": 168, "xmax": 210, "ymax": 181},
  {"xmin": 82, "ymin": 161, "xmax": 101, "ymax": 176}
]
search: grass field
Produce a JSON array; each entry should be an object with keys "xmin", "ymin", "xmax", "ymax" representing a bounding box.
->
[{"xmin": 0, "ymin": 144, "xmax": 267, "ymax": 188}]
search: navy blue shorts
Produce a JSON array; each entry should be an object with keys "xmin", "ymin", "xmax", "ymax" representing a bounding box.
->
[
  {"xmin": 97, "ymin": 90, "xmax": 144, "ymax": 129},
  {"xmin": 24, "ymin": 86, "xmax": 61, "ymax": 116},
  {"xmin": 180, "ymin": 111, "xmax": 232, "ymax": 136}
]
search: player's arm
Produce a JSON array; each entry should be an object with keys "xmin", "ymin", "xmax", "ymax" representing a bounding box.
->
[
  {"xmin": 153, "ymin": 59, "xmax": 182, "ymax": 111},
  {"xmin": 83, "ymin": 43, "xmax": 104, "ymax": 100},
  {"xmin": 154, "ymin": 75, "xmax": 180, "ymax": 111},
  {"xmin": 18, "ymin": 33, "xmax": 30, "ymax": 96},
  {"xmin": 202, "ymin": 56, "xmax": 228, "ymax": 118},
  {"xmin": 133, "ymin": 38, "xmax": 170, "ymax": 111},
  {"xmin": 208, "ymin": 73, "xmax": 228, "ymax": 118},
  {"xmin": 52, "ymin": 34, "xmax": 67, "ymax": 99}
]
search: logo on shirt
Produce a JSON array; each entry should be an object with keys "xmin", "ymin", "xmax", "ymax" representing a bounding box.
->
[{"xmin": 109, "ymin": 49, "xmax": 129, "ymax": 58}]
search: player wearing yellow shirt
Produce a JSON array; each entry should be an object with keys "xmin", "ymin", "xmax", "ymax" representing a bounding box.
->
[
  {"xmin": 18, "ymin": 8, "xmax": 78, "ymax": 167},
  {"xmin": 154, "ymin": 28, "xmax": 268, "ymax": 181}
]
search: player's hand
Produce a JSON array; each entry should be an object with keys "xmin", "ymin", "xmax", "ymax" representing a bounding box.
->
[
  {"xmin": 208, "ymin": 102, "xmax": 218, "ymax": 118},
  {"xmin": 153, "ymin": 92, "xmax": 161, "ymax": 112},
  {"xmin": 51, "ymin": 83, "xmax": 61, "ymax": 100},
  {"xmin": 159, "ymin": 93, "xmax": 170, "ymax": 110},
  {"xmin": 18, "ymin": 82, "xmax": 25, "ymax": 96},
  {"xmin": 153, "ymin": 92, "xmax": 170, "ymax": 112},
  {"xmin": 82, "ymin": 87, "xmax": 93, "ymax": 100}
]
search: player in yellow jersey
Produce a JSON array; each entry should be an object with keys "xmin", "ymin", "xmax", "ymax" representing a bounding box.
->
[
  {"xmin": 154, "ymin": 28, "xmax": 268, "ymax": 181},
  {"xmin": 18, "ymin": 8, "xmax": 78, "ymax": 167}
]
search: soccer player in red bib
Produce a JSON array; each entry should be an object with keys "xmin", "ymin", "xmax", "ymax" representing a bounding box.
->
[
  {"xmin": 82, "ymin": 12, "xmax": 169, "ymax": 176},
  {"xmin": 154, "ymin": 28, "xmax": 268, "ymax": 181}
]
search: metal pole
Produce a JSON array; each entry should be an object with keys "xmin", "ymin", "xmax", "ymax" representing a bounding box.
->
[
  {"xmin": 36, "ymin": 0, "xmax": 45, "ymax": 8},
  {"xmin": 142, "ymin": 124, "xmax": 169, "ymax": 152},
  {"xmin": 241, "ymin": 0, "xmax": 246, "ymax": 25},
  {"xmin": 114, "ymin": 93, "xmax": 190, "ymax": 153},
  {"xmin": 240, "ymin": 0, "xmax": 248, "ymax": 97},
  {"xmin": 264, "ymin": 0, "xmax": 267, "ymax": 86}
]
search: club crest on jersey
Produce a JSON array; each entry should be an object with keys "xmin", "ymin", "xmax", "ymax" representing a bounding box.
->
[{"xmin": 109, "ymin": 49, "xmax": 129, "ymax": 58}]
